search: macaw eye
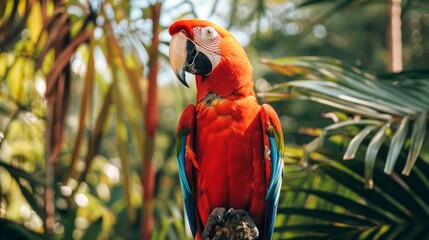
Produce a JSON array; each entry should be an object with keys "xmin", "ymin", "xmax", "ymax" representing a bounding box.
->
[
  {"xmin": 192, "ymin": 26, "xmax": 221, "ymax": 54},
  {"xmin": 202, "ymin": 27, "xmax": 217, "ymax": 39}
]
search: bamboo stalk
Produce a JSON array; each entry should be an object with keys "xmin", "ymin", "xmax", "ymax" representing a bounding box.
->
[
  {"xmin": 141, "ymin": 2, "xmax": 161, "ymax": 240},
  {"xmin": 388, "ymin": 0, "xmax": 403, "ymax": 72}
]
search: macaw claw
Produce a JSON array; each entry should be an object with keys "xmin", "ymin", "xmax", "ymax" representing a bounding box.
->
[{"xmin": 202, "ymin": 207, "xmax": 259, "ymax": 240}]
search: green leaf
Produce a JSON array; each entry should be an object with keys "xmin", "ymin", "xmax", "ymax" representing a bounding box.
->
[
  {"xmin": 333, "ymin": 150, "xmax": 429, "ymax": 219},
  {"xmin": 383, "ymin": 223, "xmax": 429, "ymax": 240},
  {"xmin": 276, "ymin": 224, "xmax": 356, "ymax": 234},
  {"xmin": 320, "ymin": 164, "xmax": 412, "ymax": 220},
  {"xmin": 301, "ymin": 120, "xmax": 381, "ymax": 166},
  {"xmin": 284, "ymin": 188, "xmax": 395, "ymax": 223},
  {"xmin": 63, "ymin": 208, "xmax": 78, "ymax": 240},
  {"xmin": 402, "ymin": 109, "xmax": 428, "ymax": 175},
  {"xmin": 279, "ymin": 237, "xmax": 327, "ymax": 240},
  {"xmin": 384, "ymin": 117, "xmax": 409, "ymax": 174},
  {"xmin": 275, "ymin": 80, "xmax": 413, "ymax": 115},
  {"xmin": 329, "ymin": 230, "xmax": 365, "ymax": 240},
  {"xmin": 344, "ymin": 125, "xmax": 377, "ymax": 160},
  {"xmin": 301, "ymin": 136, "xmax": 321, "ymax": 166},
  {"xmin": 320, "ymin": 120, "xmax": 381, "ymax": 147},
  {"xmin": 364, "ymin": 123, "xmax": 389, "ymax": 189},
  {"xmin": 81, "ymin": 218, "xmax": 103, "ymax": 240},
  {"xmin": 259, "ymin": 91, "xmax": 392, "ymax": 120},
  {"xmin": 305, "ymin": 95, "xmax": 391, "ymax": 120},
  {"xmin": 356, "ymin": 227, "xmax": 380, "ymax": 240},
  {"xmin": 402, "ymin": 159, "xmax": 429, "ymax": 208},
  {"xmin": 278, "ymin": 207, "xmax": 375, "ymax": 226},
  {"xmin": 0, "ymin": 218, "xmax": 45, "ymax": 240},
  {"xmin": 0, "ymin": 161, "xmax": 46, "ymax": 186},
  {"xmin": 13, "ymin": 177, "xmax": 46, "ymax": 221},
  {"xmin": 263, "ymin": 56, "xmax": 429, "ymax": 113}
]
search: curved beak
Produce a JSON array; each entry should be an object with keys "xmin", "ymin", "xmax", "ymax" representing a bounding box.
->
[{"xmin": 169, "ymin": 32, "xmax": 220, "ymax": 87}]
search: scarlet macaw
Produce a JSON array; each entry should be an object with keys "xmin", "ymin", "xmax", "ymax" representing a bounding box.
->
[{"xmin": 169, "ymin": 19, "xmax": 284, "ymax": 240}]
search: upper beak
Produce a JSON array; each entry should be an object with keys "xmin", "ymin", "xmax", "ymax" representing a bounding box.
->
[
  {"xmin": 169, "ymin": 32, "xmax": 189, "ymax": 87},
  {"xmin": 169, "ymin": 32, "xmax": 220, "ymax": 87}
]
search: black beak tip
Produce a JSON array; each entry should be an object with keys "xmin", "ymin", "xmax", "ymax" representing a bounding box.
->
[
  {"xmin": 176, "ymin": 68, "xmax": 189, "ymax": 88},
  {"xmin": 179, "ymin": 77, "xmax": 189, "ymax": 88}
]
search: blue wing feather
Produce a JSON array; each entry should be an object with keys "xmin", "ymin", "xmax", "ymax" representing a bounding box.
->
[
  {"xmin": 266, "ymin": 135, "xmax": 283, "ymax": 239},
  {"xmin": 261, "ymin": 104, "xmax": 284, "ymax": 240},
  {"xmin": 178, "ymin": 133, "xmax": 197, "ymax": 236}
]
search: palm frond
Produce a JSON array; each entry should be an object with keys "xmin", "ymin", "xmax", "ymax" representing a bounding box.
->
[
  {"xmin": 261, "ymin": 56, "xmax": 429, "ymax": 187},
  {"xmin": 276, "ymin": 141, "xmax": 429, "ymax": 239}
]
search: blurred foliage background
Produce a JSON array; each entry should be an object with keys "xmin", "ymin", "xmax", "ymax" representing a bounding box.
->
[{"xmin": 0, "ymin": 0, "xmax": 428, "ymax": 239}]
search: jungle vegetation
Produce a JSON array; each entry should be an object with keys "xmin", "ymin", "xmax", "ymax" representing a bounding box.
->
[{"xmin": 0, "ymin": 0, "xmax": 428, "ymax": 239}]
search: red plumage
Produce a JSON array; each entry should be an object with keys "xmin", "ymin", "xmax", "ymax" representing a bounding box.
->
[{"xmin": 170, "ymin": 19, "xmax": 283, "ymax": 240}]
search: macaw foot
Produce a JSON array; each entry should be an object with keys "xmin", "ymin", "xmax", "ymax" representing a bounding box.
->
[{"xmin": 201, "ymin": 207, "xmax": 259, "ymax": 240}]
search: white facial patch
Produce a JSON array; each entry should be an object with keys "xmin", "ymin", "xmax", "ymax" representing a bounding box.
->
[{"xmin": 193, "ymin": 26, "xmax": 221, "ymax": 54}]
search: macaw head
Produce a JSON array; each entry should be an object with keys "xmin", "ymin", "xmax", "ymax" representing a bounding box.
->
[{"xmin": 169, "ymin": 19, "xmax": 253, "ymax": 99}]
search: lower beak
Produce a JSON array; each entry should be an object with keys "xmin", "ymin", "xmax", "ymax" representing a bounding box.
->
[{"xmin": 169, "ymin": 32, "xmax": 220, "ymax": 87}]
